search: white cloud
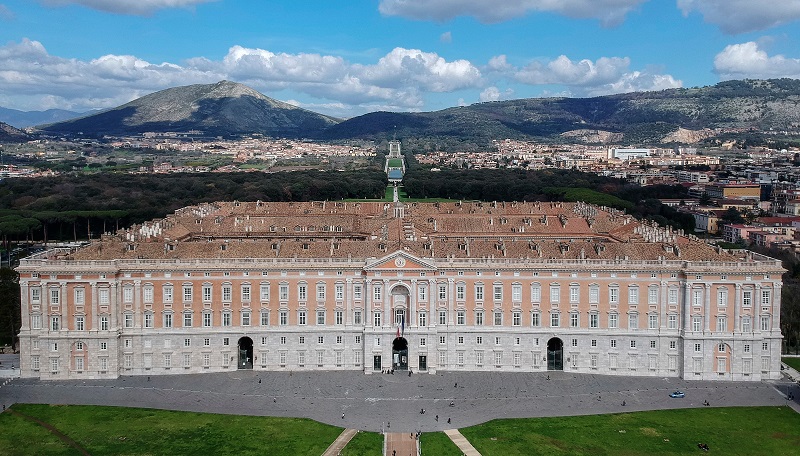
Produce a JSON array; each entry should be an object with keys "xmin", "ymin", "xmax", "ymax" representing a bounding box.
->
[
  {"xmin": 40, "ymin": 0, "xmax": 215, "ymax": 15},
  {"xmin": 0, "ymin": 39, "xmax": 478, "ymax": 113},
  {"xmin": 379, "ymin": 0, "xmax": 646, "ymax": 26},
  {"xmin": 440, "ymin": 31, "xmax": 452, "ymax": 43},
  {"xmin": 678, "ymin": 0, "xmax": 800, "ymax": 34},
  {"xmin": 479, "ymin": 86, "xmax": 514, "ymax": 102},
  {"xmin": 713, "ymin": 41, "xmax": 800, "ymax": 79}
]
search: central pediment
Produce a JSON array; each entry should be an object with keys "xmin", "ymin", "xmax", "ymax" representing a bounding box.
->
[{"xmin": 363, "ymin": 250, "xmax": 437, "ymax": 271}]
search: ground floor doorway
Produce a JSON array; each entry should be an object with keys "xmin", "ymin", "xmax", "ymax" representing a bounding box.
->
[
  {"xmin": 373, "ymin": 355, "xmax": 382, "ymax": 371},
  {"xmin": 547, "ymin": 337, "xmax": 563, "ymax": 371},
  {"xmin": 238, "ymin": 337, "xmax": 253, "ymax": 369},
  {"xmin": 392, "ymin": 337, "xmax": 408, "ymax": 370},
  {"xmin": 418, "ymin": 355, "xmax": 427, "ymax": 371}
]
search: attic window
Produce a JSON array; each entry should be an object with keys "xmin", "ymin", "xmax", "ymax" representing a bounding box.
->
[
  {"xmin": 335, "ymin": 226, "xmax": 343, "ymax": 232},
  {"xmin": 424, "ymin": 243, "xmax": 431, "ymax": 250},
  {"xmin": 271, "ymin": 243, "xmax": 279, "ymax": 250},
  {"xmin": 270, "ymin": 226, "xmax": 276, "ymax": 232},
  {"xmin": 500, "ymin": 218, "xmax": 508, "ymax": 224},
  {"xmin": 167, "ymin": 244, "xmax": 175, "ymax": 251},
  {"xmin": 127, "ymin": 244, "xmax": 135, "ymax": 251},
  {"xmin": 195, "ymin": 219, "xmax": 201, "ymax": 224},
  {"xmin": 332, "ymin": 243, "xmax": 340, "ymax": 250},
  {"xmin": 302, "ymin": 244, "xmax": 309, "ymax": 250},
  {"xmin": 379, "ymin": 243, "xmax": 386, "ymax": 251},
  {"xmin": 234, "ymin": 201, "xmax": 240, "ymax": 207},
  {"xmin": 459, "ymin": 243, "xmax": 467, "ymax": 250},
  {"xmin": 294, "ymin": 226, "xmax": 302, "ymax": 232},
  {"xmin": 220, "ymin": 244, "xmax": 227, "ymax": 251}
]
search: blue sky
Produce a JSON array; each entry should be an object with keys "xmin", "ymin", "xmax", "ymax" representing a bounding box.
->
[{"xmin": 1, "ymin": 0, "xmax": 800, "ymax": 118}]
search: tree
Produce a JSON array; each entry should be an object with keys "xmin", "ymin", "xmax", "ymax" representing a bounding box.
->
[{"xmin": 0, "ymin": 267, "xmax": 20, "ymax": 350}]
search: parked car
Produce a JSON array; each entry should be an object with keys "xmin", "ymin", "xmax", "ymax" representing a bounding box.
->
[{"xmin": 669, "ymin": 390, "xmax": 685, "ymax": 398}]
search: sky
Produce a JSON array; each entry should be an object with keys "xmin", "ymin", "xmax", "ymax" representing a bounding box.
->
[{"xmin": 1, "ymin": 1, "xmax": 800, "ymax": 119}]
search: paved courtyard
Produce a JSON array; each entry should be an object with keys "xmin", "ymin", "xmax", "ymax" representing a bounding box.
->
[{"xmin": 2, "ymin": 360, "xmax": 796, "ymax": 433}]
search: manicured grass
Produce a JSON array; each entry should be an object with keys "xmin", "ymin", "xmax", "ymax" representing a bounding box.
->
[
  {"xmin": 385, "ymin": 185, "xmax": 395, "ymax": 201},
  {"xmin": 388, "ymin": 158, "xmax": 403, "ymax": 168},
  {"xmin": 1, "ymin": 404, "xmax": 342, "ymax": 456},
  {"xmin": 782, "ymin": 356, "xmax": 800, "ymax": 371},
  {"xmin": 420, "ymin": 432, "xmax": 463, "ymax": 456},
  {"xmin": 461, "ymin": 407, "xmax": 800, "ymax": 456},
  {"xmin": 339, "ymin": 430, "xmax": 383, "ymax": 456}
]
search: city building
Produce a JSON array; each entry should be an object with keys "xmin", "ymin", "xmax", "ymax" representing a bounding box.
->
[{"xmin": 16, "ymin": 201, "xmax": 783, "ymax": 381}]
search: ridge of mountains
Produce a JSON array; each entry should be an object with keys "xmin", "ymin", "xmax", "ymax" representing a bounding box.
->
[
  {"xmin": 23, "ymin": 78, "xmax": 800, "ymax": 145},
  {"xmin": 0, "ymin": 121, "xmax": 29, "ymax": 142},
  {"xmin": 0, "ymin": 107, "xmax": 90, "ymax": 129}
]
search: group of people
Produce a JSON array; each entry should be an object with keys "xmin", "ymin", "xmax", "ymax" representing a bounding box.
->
[{"xmin": 697, "ymin": 443, "xmax": 710, "ymax": 452}]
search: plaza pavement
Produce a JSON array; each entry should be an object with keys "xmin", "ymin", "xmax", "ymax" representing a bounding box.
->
[{"xmin": 2, "ymin": 359, "xmax": 797, "ymax": 433}]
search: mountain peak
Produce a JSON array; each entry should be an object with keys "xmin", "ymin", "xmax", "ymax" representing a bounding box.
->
[{"xmin": 40, "ymin": 81, "xmax": 339, "ymax": 137}]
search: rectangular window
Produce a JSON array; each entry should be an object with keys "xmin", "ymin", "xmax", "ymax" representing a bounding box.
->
[
  {"xmin": 164, "ymin": 354, "xmax": 171, "ymax": 368},
  {"xmin": 298, "ymin": 284, "xmax": 307, "ymax": 301},
  {"xmin": 570, "ymin": 313, "xmax": 578, "ymax": 328},
  {"xmin": 335, "ymin": 284, "xmax": 344, "ymax": 300},
  {"xmin": 692, "ymin": 316, "xmax": 701, "ymax": 332},
  {"xmin": 50, "ymin": 315, "xmax": 60, "ymax": 331},
  {"xmin": 222, "ymin": 312, "xmax": 231, "ymax": 326},
  {"xmin": 761, "ymin": 315, "xmax": 770, "ymax": 331},
  {"xmin": 494, "ymin": 311, "xmax": 502, "ymax": 326},
  {"xmin": 124, "ymin": 313, "xmax": 133, "ymax": 328},
  {"xmin": 648, "ymin": 315, "xmax": 658, "ymax": 330},
  {"xmin": 717, "ymin": 316, "xmax": 727, "ymax": 332},
  {"xmin": 242, "ymin": 311, "xmax": 251, "ymax": 326},
  {"xmin": 693, "ymin": 289, "xmax": 702, "ymax": 306},
  {"xmin": 668, "ymin": 314, "xmax": 677, "ymax": 329},
  {"xmin": 457, "ymin": 310, "xmax": 466, "ymax": 325},
  {"xmin": 628, "ymin": 314, "xmax": 638, "ymax": 330},
  {"xmin": 550, "ymin": 313, "xmax": 560, "ymax": 327},
  {"xmin": 144, "ymin": 313, "xmax": 153, "ymax": 328},
  {"xmin": 183, "ymin": 285, "xmax": 192, "ymax": 302},
  {"xmin": 550, "ymin": 285, "xmax": 560, "ymax": 303},
  {"xmin": 202, "ymin": 285, "xmax": 212, "ymax": 302},
  {"xmin": 531, "ymin": 312, "xmax": 540, "ymax": 327},
  {"xmin": 163, "ymin": 314, "xmax": 172, "ymax": 328},
  {"xmin": 589, "ymin": 285, "xmax": 599, "ymax": 303},
  {"xmin": 373, "ymin": 311, "xmax": 381, "ymax": 327},
  {"xmin": 648, "ymin": 287, "xmax": 658, "ymax": 305},
  {"xmin": 260, "ymin": 311, "xmax": 269, "ymax": 326},
  {"xmin": 590, "ymin": 313, "xmax": 599, "ymax": 328},
  {"xmin": 611, "ymin": 339, "xmax": 617, "ymax": 348},
  {"xmin": 183, "ymin": 313, "xmax": 192, "ymax": 327},
  {"xmin": 316, "ymin": 310, "xmax": 325, "ymax": 325},
  {"xmin": 531, "ymin": 284, "xmax": 541, "ymax": 302},
  {"xmin": 762, "ymin": 290, "xmax": 771, "ymax": 307},
  {"xmin": 475, "ymin": 285, "xmax": 484, "ymax": 301},
  {"xmin": 260, "ymin": 284, "xmax": 270, "ymax": 301},
  {"xmin": 123, "ymin": 287, "xmax": 133, "ymax": 303},
  {"xmin": 609, "ymin": 288, "xmax": 619, "ymax": 303},
  {"xmin": 439, "ymin": 284, "xmax": 447, "ymax": 301},
  {"xmin": 373, "ymin": 285, "xmax": 382, "ymax": 301},
  {"xmin": 512, "ymin": 284, "xmax": 522, "ymax": 302},
  {"xmin": 31, "ymin": 314, "xmax": 42, "ymax": 329},
  {"xmin": 354, "ymin": 310, "xmax": 362, "ymax": 325},
  {"xmin": 221, "ymin": 284, "xmax": 233, "ymax": 301},
  {"xmin": 628, "ymin": 288, "xmax": 639, "ymax": 305},
  {"xmin": 299, "ymin": 310, "xmax": 307, "ymax": 325},
  {"xmin": 569, "ymin": 286, "xmax": 579, "ymax": 303},
  {"xmin": 493, "ymin": 284, "xmax": 503, "ymax": 301},
  {"xmin": 475, "ymin": 311, "xmax": 483, "ymax": 326},
  {"xmin": 74, "ymin": 316, "xmax": 84, "ymax": 331},
  {"xmin": 609, "ymin": 313, "xmax": 618, "ymax": 329},
  {"xmin": 668, "ymin": 288, "xmax": 678, "ymax": 305},
  {"xmin": 353, "ymin": 285, "xmax": 362, "ymax": 300},
  {"xmin": 456, "ymin": 284, "xmax": 465, "ymax": 300},
  {"xmin": 280, "ymin": 311, "xmax": 288, "ymax": 325},
  {"xmin": 31, "ymin": 287, "xmax": 41, "ymax": 303},
  {"xmin": 513, "ymin": 311, "xmax": 521, "ymax": 326},
  {"xmin": 439, "ymin": 310, "xmax": 447, "ymax": 325},
  {"xmin": 279, "ymin": 284, "xmax": 289, "ymax": 301},
  {"xmin": 50, "ymin": 288, "xmax": 60, "ymax": 305},
  {"xmin": 241, "ymin": 285, "xmax": 251, "ymax": 302},
  {"xmin": 74, "ymin": 288, "xmax": 85, "ymax": 305},
  {"xmin": 162, "ymin": 287, "xmax": 172, "ymax": 303},
  {"xmin": 316, "ymin": 284, "xmax": 325, "ymax": 301},
  {"xmin": 418, "ymin": 286, "xmax": 427, "ymax": 301},
  {"xmin": 717, "ymin": 288, "xmax": 728, "ymax": 307},
  {"xmin": 418, "ymin": 312, "xmax": 426, "ymax": 326},
  {"xmin": 143, "ymin": 287, "xmax": 153, "ymax": 303},
  {"xmin": 335, "ymin": 310, "xmax": 343, "ymax": 325},
  {"xmin": 742, "ymin": 290, "xmax": 753, "ymax": 307},
  {"xmin": 742, "ymin": 316, "xmax": 751, "ymax": 332}
]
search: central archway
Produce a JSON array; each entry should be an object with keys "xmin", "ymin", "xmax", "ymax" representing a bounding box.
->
[
  {"xmin": 392, "ymin": 337, "xmax": 408, "ymax": 370},
  {"xmin": 547, "ymin": 337, "xmax": 563, "ymax": 371},
  {"xmin": 238, "ymin": 336, "xmax": 253, "ymax": 370}
]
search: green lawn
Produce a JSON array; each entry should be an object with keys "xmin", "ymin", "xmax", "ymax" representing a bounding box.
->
[
  {"xmin": 339, "ymin": 430, "xmax": 383, "ymax": 456},
  {"xmin": 420, "ymin": 432, "xmax": 463, "ymax": 455},
  {"xmin": 387, "ymin": 158, "xmax": 403, "ymax": 168},
  {"xmin": 460, "ymin": 407, "xmax": 800, "ymax": 456},
  {"xmin": 0, "ymin": 404, "xmax": 342, "ymax": 456},
  {"xmin": 783, "ymin": 356, "xmax": 800, "ymax": 371}
]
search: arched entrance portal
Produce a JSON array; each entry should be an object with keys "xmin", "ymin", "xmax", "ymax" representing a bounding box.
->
[
  {"xmin": 547, "ymin": 337, "xmax": 563, "ymax": 371},
  {"xmin": 238, "ymin": 337, "xmax": 253, "ymax": 369},
  {"xmin": 392, "ymin": 337, "xmax": 408, "ymax": 370}
]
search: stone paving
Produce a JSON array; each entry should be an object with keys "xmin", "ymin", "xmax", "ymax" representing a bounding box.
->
[
  {"xmin": 444, "ymin": 429, "xmax": 481, "ymax": 456},
  {"xmin": 1, "ymin": 367, "xmax": 796, "ymax": 433},
  {"xmin": 385, "ymin": 432, "xmax": 417, "ymax": 456}
]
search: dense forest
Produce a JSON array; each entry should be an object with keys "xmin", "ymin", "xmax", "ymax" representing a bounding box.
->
[{"xmin": 0, "ymin": 170, "xmax": 388, "ymax": 243}]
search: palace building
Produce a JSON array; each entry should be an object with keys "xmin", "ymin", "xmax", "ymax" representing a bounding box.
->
[{"xmin": 16, "ymin": 200, "xmax": 784, "ymax": 381}]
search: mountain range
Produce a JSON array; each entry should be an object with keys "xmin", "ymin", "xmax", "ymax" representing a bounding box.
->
[
  {"xmin": 0, "ymin": 121, "xmax": 28, "ymax": 142},
  {"xmin": 0, "ymin": 107, "xmax": 89, "ymax": 129},
  {"xmin": 27, "ymin": 78, "xmax": 800, "ymax": 145}
]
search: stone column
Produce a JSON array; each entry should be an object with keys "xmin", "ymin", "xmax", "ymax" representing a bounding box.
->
[
  {"xmin": 19, "ymin": 281, "xmax": 30, "ymax": 331},
  {"xmin": 110, "ymin": 282, "xmax": 119, "ymax": 329},
  {"xmin": 345, "ymin": 278, "xmax": 353, "ymax": 325},
  {"xmin": 134, "ymin": 280, "xmax": 142, "ymax": 328},
  {"xmin": 61, "ymin": 282, "xmax": 68, "ymax": 328},
  {"xmin": 410, "ymin": 279, "xmax": 417, "ymax": 328},
  {"xmin": 704, "ymin": 283, "xmax": 711, "ymax": 332},
  {"xmin": 734, "ymin": 284, "xmax": 741, "ymax": 334},
  {"xmin": 659, "ymin": 281, "xmax": 667, "ymax": 329},
  {"xmin": 91, "ymin": 283, "xmax": 98, "ymax": 331},
  {"xmin": 383, "ymin": 279, "xmax": 390, "ymax": 328},
  {"xmin": 448, "ymin": 278, "xmax": 455, "ymax": 325},
  {"xmin": 682, "ymin": 280, "xmax": 691, "ymax": 332},
  {"xmin": 773, "ymin": 283, "xmax": 781, "ymax": 332},
  {"xmin": 754, "ymin": 284, "xmax": 760, "ymax": 332}
]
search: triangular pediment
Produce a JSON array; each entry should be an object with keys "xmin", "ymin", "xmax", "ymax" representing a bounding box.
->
[{"xmin": 364, "ymin": 250, "xmax": 437, "ymax": 271}]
